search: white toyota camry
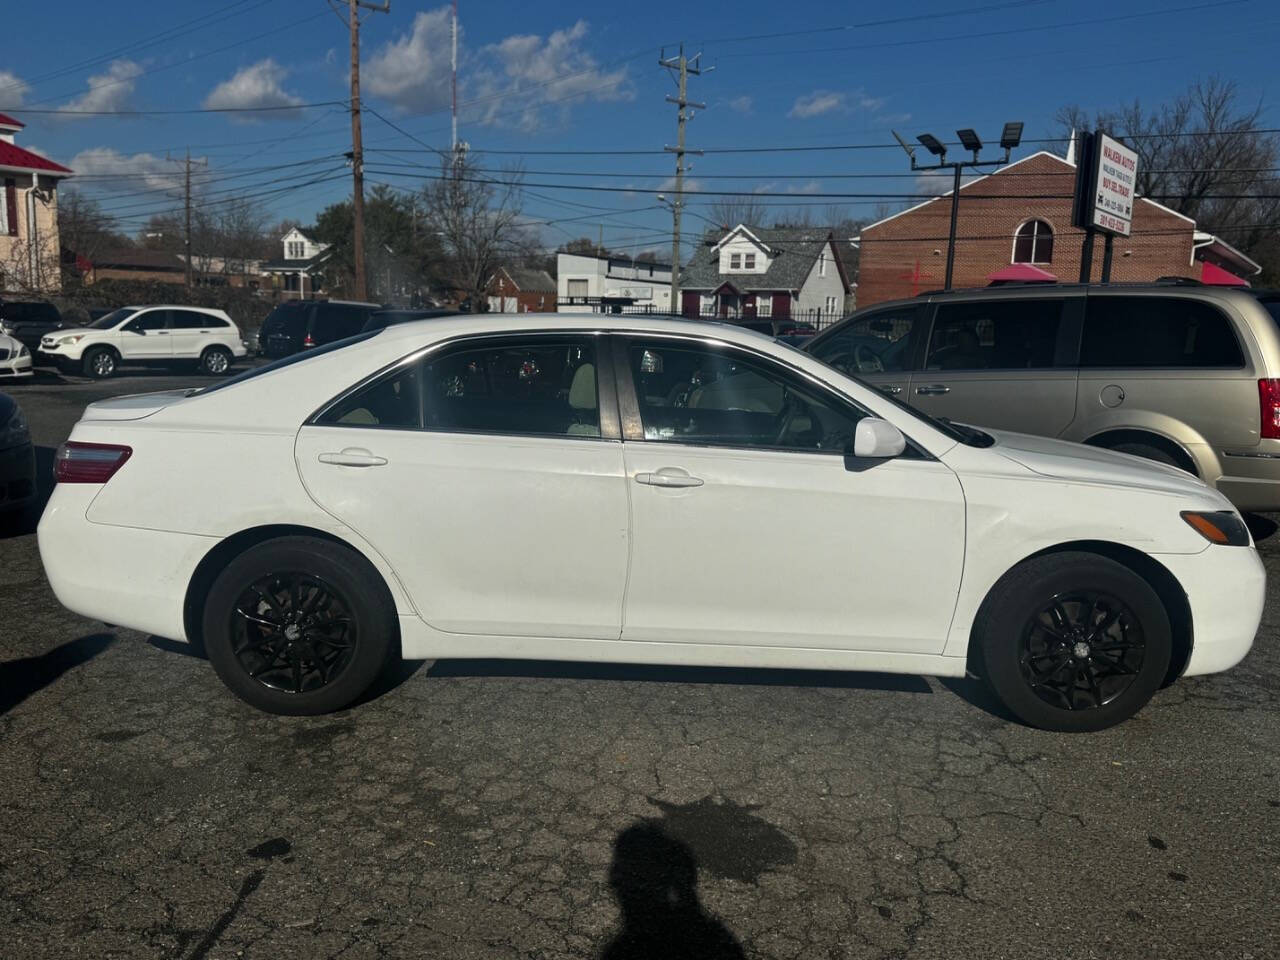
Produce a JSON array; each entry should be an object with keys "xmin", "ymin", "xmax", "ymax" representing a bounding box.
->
[{"xmin": 38, "ymin": 315, "xmax": 1264, "ymax": 730}]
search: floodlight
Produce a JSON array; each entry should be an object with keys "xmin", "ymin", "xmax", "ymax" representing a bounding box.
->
[
  {"xmin": 1000, "ymin": 121, "xmax": 1024, "ymax": 150},
  {"xmin": 916, "ymin": 133, "xmax": 946, "ymax": 157},
  {"xmin": 956, "ymin": 129, "xmax": 982, "ymax": 153}
]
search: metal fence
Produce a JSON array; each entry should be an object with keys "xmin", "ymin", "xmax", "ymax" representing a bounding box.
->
[{"xmin": 558, "ymin": 300, "xmax": 847, "ymax": 332}]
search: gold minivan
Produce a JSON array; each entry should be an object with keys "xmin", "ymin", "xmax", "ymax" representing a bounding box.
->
[{"xmin": 806, "ymin": 284, "xmax": 1280, "ymax": 512}]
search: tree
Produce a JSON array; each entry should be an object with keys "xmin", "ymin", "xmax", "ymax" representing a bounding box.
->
[
  {"xmin": 421, "ymin": 156, "xmax": 529, "ymax": 306},
  {"xmin": 57, "ymin": 189, "xmax": 129, "ymax": 262},
  {"xmin": 707, "ymin": 194, "xmax": 769, "ymax": 230},
  {"xmin": 216, "ymin": 198, "xmax": 271, "ymax": 275},
  {"xmin": 1056, "ymin": 76, "xmax": 1280, "ymax": 282}
]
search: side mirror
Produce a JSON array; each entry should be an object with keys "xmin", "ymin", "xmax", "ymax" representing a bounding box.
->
[{"xmin": 852, "ymin": 417, "xmax": 906, "ymax": 458}]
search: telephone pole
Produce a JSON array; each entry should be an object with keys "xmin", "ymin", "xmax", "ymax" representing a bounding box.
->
[
  {"xmin": 660, "ymin": 45, "xmax": 704, "ymax": 317},
  {"xmin": 168, "ymin": 147, "xmax": 206, "ymax": 287},
  {"xmin": 347, "ymin": 0, "xmax": 390, "ymax": 302}
]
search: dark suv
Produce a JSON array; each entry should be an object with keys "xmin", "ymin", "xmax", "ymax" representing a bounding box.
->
[
  {"xmin": 0, "ymin": 300, "xmax": 63, "ymax": 352},
  {"xmin": 258, "ymin": 300, "xmax": 380, "ymax": 358}
]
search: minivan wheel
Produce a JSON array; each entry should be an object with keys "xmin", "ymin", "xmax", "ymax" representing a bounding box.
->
[
  {"xmin": 199, "ymin": 346, "xmax": 232, "ymax": 375},
  {"xmin": 202, "ymin": 537, "xmax": 396, "ymax": 715},
  {"xmin": 83, "ymin": 347, "xmax": 117, "ymax": 379},
  {"xmin": 976, "ymin": 552, "xmax": 1172, "ymax": 732}
]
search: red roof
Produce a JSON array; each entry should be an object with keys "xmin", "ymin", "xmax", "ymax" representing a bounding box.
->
[
  {"xmin": 0, "ymin": 112, "xmax": 24, "ymax": 129},
  {"xmin": 1200, "ymin": 261, "xmax": 1250, "ymax": 287},
  {"xmin": 0, "ymin": 141, "xmax": 72, "ymax": 175},
  {"xmin": 987, "ymin": 263, "xmax": 1057, "ymax": 284}
]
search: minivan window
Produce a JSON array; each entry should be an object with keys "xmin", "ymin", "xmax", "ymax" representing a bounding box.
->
[
  {"xmin": 1082, "ymin": 296, "xmax": 1244, "ymax": 368},
  {"xmin": 925, "ymin": 300, "xmax": 1065, "ymax": 370},
  {"xmin": 810, "ymin": 307, "xmax": 917, "ymax": 374}
]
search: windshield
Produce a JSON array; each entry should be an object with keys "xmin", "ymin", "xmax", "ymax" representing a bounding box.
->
[
  {"xmin": 188, "ymin": 329, "xmax": 382, "ymax": 397},
  {"xmin": 90, "ymin": 307, "xmax": 138, "ymax": 330}
]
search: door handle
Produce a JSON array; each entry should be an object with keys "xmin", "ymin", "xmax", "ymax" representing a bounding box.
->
[
  {"xmin": 318, "ymin": 449, "xmax": 388, "ymax": 467},
  {"xmin": 155, "ymin": 331, "xmax": 169, "ymax": 335},
  {"xmin": 879, "ymin": 385, "xmax": 903, "ymax": 395},
  {"xmin": 916, "ymin": 384, "xmax": 950, "ymax": 395},
  {"xmin": 635, "ymin": 469, "xmax": 704, "ymax": 488}
]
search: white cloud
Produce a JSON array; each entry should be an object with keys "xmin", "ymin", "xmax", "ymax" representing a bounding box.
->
[
  {"xmin": 59, "ymin": 59, "xmax": 143, "ymax": 116},
  {"xmin": 203, "ymin": 59, "xmax": 303, "ymax": 118},
  {"xmin": 727, "ymin": 95, "xmax": 753, "ymax": 115},
  {"xmin": 364, "ymin": 7, "xmax": 455, "ymax": 113},
  {"xmin": 0, "ymin": 71, "xmax": 29, "ymax": 108},
  {"xmin": 69, "ymin": 147, "xmax": 186, "ymax": 197},
  {"xmin": 656, "ymin": 176, "xmax": 703, "ymax": 194},
  {"xmin": 788, "ymin": 90, "xmax": 845, "ymax": 119},
  {"xmin": 914, "ymin": 169, "xmax": 979, "ymax": 198},
  {"xmin": 752, "ymin": 180, "xmax": 823, "ymax": 195}
]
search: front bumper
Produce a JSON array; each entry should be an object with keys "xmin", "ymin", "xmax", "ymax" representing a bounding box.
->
[
  {"xmin": 1158, "ymin": 544, "xmax": 1266, "ymax": 677},
  {"xmin": 0, "ymin": 441, "xmax": 37, "ymax": 511}
]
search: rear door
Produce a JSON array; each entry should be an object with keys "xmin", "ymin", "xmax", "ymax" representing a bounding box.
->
[
  {"xmin": 167, "ymin": 308, "xmax": 216, "ymax": 358},
  {"xmin": 805, "ymin": 303, "xmax": 922, "ymax": 403},
  {"xmin": 119, "ymin": 308, "xmax": 173, "ymax": 360},
  {"xmin": 910, "ymin": 297, "xmax": 1080, "ymax": 436}
]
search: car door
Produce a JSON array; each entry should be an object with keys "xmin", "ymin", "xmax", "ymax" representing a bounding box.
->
[
  {"xmin": 805, "ymin": 304, "xmax": 923, "ymax": 403},
  {"xmin": 614, "ymin": 334, "xmax": 966, "ymax": 653},
  {"xmin": 909, "ymin": 297, "xmax": 1080, "ymax": 436},
  {"xmin": 167, "ymin": 308, "xmax": 215, "ymax": 358},
  {"xmin": 119, "ymin": 308, "xmax": 173, "ymax": 359},
  {"xmin": 295, "ymin": 332, "xmax": 631, "ymax": 639}
]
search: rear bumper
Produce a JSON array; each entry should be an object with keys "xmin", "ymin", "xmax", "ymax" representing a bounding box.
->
[
  {"xmin": 1216, "ymin": 451, "xmax": 1280, "ymax": 511},
  {"xmin": 1159, "ymin": 545, "xmax": 1265, "ymax": 677},
  {"xmin": 0, "ymin": 442, "xmax": 36, "ymax": 511},
  {"xmin": 37, "ymin": 485, "xmax": 216, "ymax": 641}
]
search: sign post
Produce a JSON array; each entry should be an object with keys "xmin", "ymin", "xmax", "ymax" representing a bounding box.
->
[{"xmin": 1072, "ymin": 131, "xmax": 1139, "ymax": 283}]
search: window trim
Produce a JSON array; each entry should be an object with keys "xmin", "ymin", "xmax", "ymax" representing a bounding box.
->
[{"xmin": 309, "ymin": 330, "xmax": 622, "ymax": 442}]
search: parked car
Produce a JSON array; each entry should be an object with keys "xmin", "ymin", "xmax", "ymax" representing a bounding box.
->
[
  {"xmin": 38, "ymin": 305, "xmax": 247, "ymax": 378},
  {"xmin": 0, "ymin": 331, "xmax": 33, "ymax": 379},
  {"xmin": 805, "ymin": 284, "xmax": 1280, "ymax": 512},
  {"xmin": 0, "ymin": 299, "xmax": 63, "ymax": 353},
  {"xmin": 0, "ymin": 391, "xmax": 36, "ymax": 515},
  {"xmin": 258, "ymin": 299, "xmax": 380, "ymax": 358},
  {"xmin": 362, "ymin": 309, "xmax": 461, "ymax": 333},
  {"xmin": 39, "ymin": 314, "xmax": 1261, "ymax": 730}
]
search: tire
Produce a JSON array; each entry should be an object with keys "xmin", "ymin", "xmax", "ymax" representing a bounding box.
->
[
  {"xmin": 199, "ymin": 346, "xmax": 233, "ymax": 376},
  {"xmin": 202, "ymin": 536, "xmax": 397, "ymax": 715},
  {"xmin": 82, "ymin": 347, "xmax": 118, "ymax": 379},
  {"xmin": 975, "ymin": 552, "xmax": 1172, "ymax": 732}
]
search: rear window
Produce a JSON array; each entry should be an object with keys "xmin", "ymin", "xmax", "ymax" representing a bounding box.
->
[
  {"xmin": 313, "ymin": 304, "xmax": 369, "ymax": 342},
  {"xmin": 1082, "ymin": 296, "xmax": 1244, "ymax": 368},
  {"xmin": 261, "ymin": 303, "xmax": 308, "ymax": 336}
]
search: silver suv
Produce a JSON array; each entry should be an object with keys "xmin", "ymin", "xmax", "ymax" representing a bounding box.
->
[{"xmin": 807, "ymin": 284, "xmax": 1280, "ymax": 512}]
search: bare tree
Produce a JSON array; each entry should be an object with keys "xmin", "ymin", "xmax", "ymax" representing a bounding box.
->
[
  {"xmin": 422, "ymin": 156, "xmax": 527, "ymax": 306},
  {"xmin": 707, "ymin": 194, "xmax": 769, "ymax": 230},
  {"xmin": 217, "ymin": 197, "xmax": 270, "ymax": 276},
  {"xmin": 57, "ymin": 189, "xmax": 124, "ymax": 264}
]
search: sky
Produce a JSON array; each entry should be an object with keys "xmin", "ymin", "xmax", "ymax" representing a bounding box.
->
[{"xmin": 1, "ymin": 0, "xmax": 1275, "ymax": 258}]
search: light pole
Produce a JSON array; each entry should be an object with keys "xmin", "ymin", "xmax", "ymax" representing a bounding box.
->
[{"xmin": 893, "ymin": 122, "xmax": 1023, "ymax": 290}]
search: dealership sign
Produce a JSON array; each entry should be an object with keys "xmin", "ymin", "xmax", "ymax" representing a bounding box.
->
[{"xmin": 1073, "ymin": 131, "xmax": 1139, "ymax": 237}]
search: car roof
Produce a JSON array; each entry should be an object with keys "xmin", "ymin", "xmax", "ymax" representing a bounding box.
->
[{"xmin": 851, "ymin": 282, "xmax": 1265, "ymax": 315}]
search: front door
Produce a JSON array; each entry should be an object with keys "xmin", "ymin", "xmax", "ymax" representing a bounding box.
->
[
  {"xmin": 120, "ymin": 308, "xmax": 173, "ymax": 360},
  {"xmin": 615, "ymin": 335, "xmax": 965, "ymax": 653},
  {"xmin": 295, "ymin": 333, "xmax": 630, "ymax": 639},
  {"xmin": 806, "ymin": 304, "xmax": 922, "ymax": 407}
]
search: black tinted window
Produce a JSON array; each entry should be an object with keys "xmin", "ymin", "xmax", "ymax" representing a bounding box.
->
[
  {"xmin": 627, "ymin": 339, "xmax": 861, "ymax": 452},
  {"xmin": 926, "ymin": 300, "xmax": 1065, "ymax": 370},
  {"xmin": 129, "ymin": 311, "xmax": 168, "ymax": 332},
  {"xmin": 170, "ymin": 310, "xmax": 215, "ymax": 329},
  {"xmin": 422, "ymin": 337, "xmax": 600, "ymax": 438},
  {"xmin": 313, "ymin": 304, "xmax": 368, "ymax": 342},
  {"xmin": 262, "ymin": 304, "xmax": 307, "ymax": 336},
  {"xmin": 320, "ymin": 362, "xmax": 422, "ymax": 429},
  {"xmin": 1082, "ymin": 296, "xmax": 1244, "ymax": 368},
  {"xmin": 811, "ymin": 307, "xmax": 917, "ymax": 374}
]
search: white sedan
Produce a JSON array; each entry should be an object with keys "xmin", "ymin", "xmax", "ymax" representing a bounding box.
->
[
  {"xmin": 0, "ymin": 332, "xmax": 33, "ymax": 379},
  {"xmin": 37, "ymin": 315, "xmax": 1264, "ymax": 730}
]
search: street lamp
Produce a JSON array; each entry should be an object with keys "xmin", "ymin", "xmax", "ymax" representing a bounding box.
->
[{"xmin": 893, "ymin": 122, "xmax": 1023, "ymax": 290}]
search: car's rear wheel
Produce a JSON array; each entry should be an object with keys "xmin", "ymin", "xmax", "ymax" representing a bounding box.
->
[
  {"xmin": 82, "ymin": 347, "xmax": 117, "ymax": 379},
  {"xmin": 976, "ymin": 552, "xmax": 1172, "ymax": 732},
  {"xmin": 199, "ymin": 345, "xmax": 232, "ymax": 376},
  {"xmin": 202, "ymin": 537, "xmax": 396, "ymax": 715}
]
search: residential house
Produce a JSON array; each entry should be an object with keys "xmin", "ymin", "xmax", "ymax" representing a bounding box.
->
[
  {"xmin": 0, "ymin": 112, "xmax": 73, "ymax": 293},
  {"xmin": 557, "ymin": 252, "xmax": 673, "ymax": 313},
  {"xmin": 260, "ymin": 227, "xmax": 332, "ymax": 299},
  {"xmin": 66, "ymin": 247, "xmax": 186, "ymax": 285},
  {"xmin": 679, "ymin": 225, "xmax": 851, "ymax": 326},
  {"xmin": 487, "ymin": 266, "xmax": 557, "ymax": 313}
]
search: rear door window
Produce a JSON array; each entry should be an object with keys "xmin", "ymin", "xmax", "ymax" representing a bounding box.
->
[
  {"xmin": 809, "ymin": 306, "xmax": 918, "ymax": 375},
  {"xmin": 1082, "ymin": 296, "xmax": 1244, "ymax": 368},
  {"xmin": 170, "ymin": 310, "xmax": 214, "ymax": 329},
  {"xmin": 925, "ymin": 299, "xmax": 1065, "ymax": 370}
]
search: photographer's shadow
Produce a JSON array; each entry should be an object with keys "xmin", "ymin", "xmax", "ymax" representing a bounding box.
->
[{"xmin": 600, "ymin": 823, "xmax": 744, "ymax": 960}]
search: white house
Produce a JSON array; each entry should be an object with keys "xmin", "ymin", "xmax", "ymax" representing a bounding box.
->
[
  {"xmin": 261, "ymin": 227, "xmax": 332, "ymax": 299},
  {"xmin": 556, "ymin": 252, "xmax": 673, "ymax": 313},
  {"xmin": 0, "ymin": 111, "xmax": 73, "ymax": 293}
]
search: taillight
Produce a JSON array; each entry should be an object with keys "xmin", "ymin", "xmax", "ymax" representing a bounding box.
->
[
  {"xmin": 1260, "ymin": 379, "xmax": 1280, "ymax": 439},
  {"xmin": 302, "ymin": 333, "xmax": 315, "ymax": 348},
  {"xmin": 54, "ymin": 442, "xmax": 133, "ymax": 484}
]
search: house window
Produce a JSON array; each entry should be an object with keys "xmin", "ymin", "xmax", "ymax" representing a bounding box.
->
[
  {"xmin": 744, "ymin": 252, "xmax": 756, "ymax": 269},
  {"xmin": 699, "ymin": 294, "xmax": 715, "ymax": 314},
  {"xmin": 1013, "ymin": 219, "xmax": 1054, "ymax": 264},
  {"xmin": 819, "ymin": 253, "xmax": 827, "ymax": 277},
  {"xmin": 730, "ymin": 253, "xmax": 741, "ymax": 269},
  {"xmin": 756, "ymin": 294, "xmax": 772, "ymax": 318},
  {"xmin": 287, "ymin": 240, "xmax": 305, "ymax": 259},
  {"xmin": 825, "ymin": 296, "xmax": 838, "ymax": 313}
]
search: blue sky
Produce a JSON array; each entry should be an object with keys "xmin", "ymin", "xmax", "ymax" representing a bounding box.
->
[{"xmin": 2, "ymin": 0, "xmax": 1275, "ymax": 255}]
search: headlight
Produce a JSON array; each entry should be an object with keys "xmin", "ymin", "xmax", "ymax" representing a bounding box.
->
[
  {"xmin": 0, "ymin": 407, "xmax": 30, "ymax": 447},
  {"xmin": 61, "ymin": 334, "xmax": 85, "ymax": 345},
  {"xmin": 16, "ymin": 343, "xmax": 28, "ymax": 358},
  {"xmin": 1181, "ymin": 510, "xmax": 1251, "ymax": 546}
]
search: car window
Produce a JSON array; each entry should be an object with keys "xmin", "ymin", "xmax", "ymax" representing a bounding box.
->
[
  {"xmin": 128, "ymin": 310, "xmax": 169, "ymax": 332},
  {"xmin": 320, "ymin": 361, "xmax": 423, "ymax": 429},
  {"xmin": 420, "ymin": 337, "xmax": 601, "ymax": 438},
  {"xmin": 91, "ymin": 307, "xmax": 139, "ymax": 329},
  {"xmin": 810, "ymin": 307, "xmax": 917, "ymax": 374},
  {"xmin": 261, "ymin": 303, "xmax": 307, "ymax": 337},
  {"xmin": 170, "ymin": 310, "xmax": 214, "ymax": 329},
  {"xmin": 314, "ymin": 304, "xmax": 367, "ymax": 342},
  {"xmin": 626, "ymin": 339, "xmax": 861, "ymax": 453},
  {"xmin": 925, "ymin": 299, "xmax": 1065, "ymax": 371},
  {"xmin": 1082, "ymin": 296, "xmax": 1245, "ymax": 368}
]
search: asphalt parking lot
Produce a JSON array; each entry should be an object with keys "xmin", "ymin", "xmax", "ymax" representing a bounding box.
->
[{"xmin": 2, "ymin": 366, "xmax": 1278, "ymax": 960}]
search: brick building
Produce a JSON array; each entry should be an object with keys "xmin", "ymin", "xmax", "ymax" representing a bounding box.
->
[
  {"xmin": 856, "ymin": 151, "xmax": 1260, "ymax": 308},
  {"xmin": 487, "ymin": 266, "xmax": 557, "ymax": 313}
]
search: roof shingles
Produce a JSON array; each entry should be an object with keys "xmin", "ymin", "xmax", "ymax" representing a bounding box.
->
[{"xmin": 680, "ymin": 226, "xmax": 839, "ymax": 292}]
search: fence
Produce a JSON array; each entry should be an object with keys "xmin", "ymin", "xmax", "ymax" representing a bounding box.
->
[{"xmin": 558, "ymin": 299, "xmax": 847, "ymax": 332}]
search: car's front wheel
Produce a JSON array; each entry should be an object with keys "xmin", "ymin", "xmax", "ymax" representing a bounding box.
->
[
  {"xmin": 82, "ymin": 347, "xmax": 118, "ymax": 379},
  {"xmin": 202, "ymin": 536, "xmax": 396, "ymax": 715},
  {"xmin": 199, "ymin": 345, "xmax": 233, "ymax": 376},
  {"xmin": 976, "ymin": 552, "xmax": 1172, "ymax": 732}
]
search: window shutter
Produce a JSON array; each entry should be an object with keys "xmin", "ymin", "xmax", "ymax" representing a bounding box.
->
[{"xmin": 3, "ymin": 179, "xmax": 17, "ymax": 236}]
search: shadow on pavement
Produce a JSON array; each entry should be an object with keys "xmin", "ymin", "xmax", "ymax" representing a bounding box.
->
[
  {"xmin": 426, "ymin": 658, "xmax": 933, "ymax": 694},
  {"xmin": 1244, "ymin": 512, "xmax": 1278, "ymax": 544},
  {"xmin": 0, "ymin": 632, "xmax": 114, "ymax": 715},
  {"xmin": 936, "ymin": 674, "xmax": 1021, "ymax": 725}
]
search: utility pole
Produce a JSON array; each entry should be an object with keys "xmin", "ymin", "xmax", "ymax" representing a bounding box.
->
[
  {"xmin": 168, "ymin": 148, "xmax": 207, "ymax": 287},
  {"xmin": 660, "ymin": 45, "xmax": 704, "ymax": 317},
  {"xmin": 347, "ymin": 0, "xmax": 390, "ymax": 302}
]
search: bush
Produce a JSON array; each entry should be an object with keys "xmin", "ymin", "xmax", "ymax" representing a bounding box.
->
[{"xmin": 52, "ymin": 279, "xmax": 276, "ymax": 335}]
